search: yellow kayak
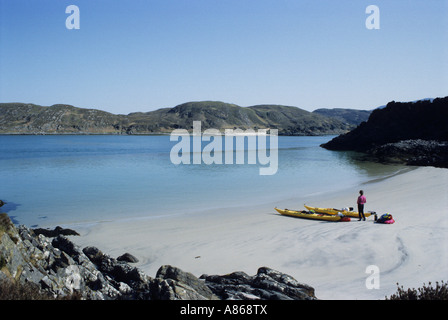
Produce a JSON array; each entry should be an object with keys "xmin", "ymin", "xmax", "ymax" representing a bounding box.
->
[
  {"xmin": 304, "ymin": 205, "xmax": 372, "ymax": 218},
  {"xmin": 275, "ymin": 208, "xmax": 350, "ymax": 222}
]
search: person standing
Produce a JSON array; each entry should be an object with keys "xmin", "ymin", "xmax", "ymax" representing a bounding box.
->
[{"xmin": 357, "ymin": 190, "xmax": 366, "ymax": 221}]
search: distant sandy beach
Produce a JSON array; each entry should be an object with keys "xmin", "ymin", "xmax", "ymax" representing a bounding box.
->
[{"xmin": 72, "ymin": 166, "xmax": 448, "ymax": 300}]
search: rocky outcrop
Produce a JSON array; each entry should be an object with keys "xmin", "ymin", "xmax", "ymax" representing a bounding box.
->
[
  {"xmin": 32, "ymin": 226, "xmax": 80, "ymax": 237},
  {"xmin": 201, "ymin": 268, "xmax": 316, "ymax": 300},
  {"xmin": 152, "ymin": 265, "xmax": 219, "ymax": 300},
  {"xmin": 369, "ymin": 139, "xmax": 448, "ymax": 167},
  {"xmin": 0, "ymin": 214, "xmax": 317, "ymax": 300},
  {"xmin": 321, "ymin": 97, "xmax": 448, "ymax": 168}
]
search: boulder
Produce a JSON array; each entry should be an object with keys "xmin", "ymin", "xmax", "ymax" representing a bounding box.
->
[
  {"xmin": 153, "ymin": 265, "xmax": 219, "ymax": 300},
  {"xmin": 201, "ymin": 267, "xmax": 316, "ymax": 300},
  {"xmin": 52, "ymin": 235, "xmax": 84, "ymax": 259},
  {"xmin": 82, "ymin": 245, "xmax": 152, "ymax": 299},
  {"xmin": 117, "ymin": 252, "xmax": 139, "ymax": 263},
  {"xmin": 32, "ymin": 226, "xmax": 80, "ymax": 237}
]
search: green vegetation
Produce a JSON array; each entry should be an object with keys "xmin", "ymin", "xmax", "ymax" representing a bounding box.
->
[
  {"xmin": 0, "ymin": 213, "xmax": 18, "ymax": 243},
  {"xmin": 313, "ymin": 108, "xmax": 371, "ymax": 126},
  {"xmin": 0, "ymin": 279, "xmax": 81, "ymax": 300},
  {"xmin": 386, "ymin": 281, "xmax": 448, "ymax": 300},
  {"xmin": 0, "ymin": 213, "xmax": 12, "ymax": 237},
  {"xmin": 0, "ymin": 101, "xmax": 360, "ymax": 135}
]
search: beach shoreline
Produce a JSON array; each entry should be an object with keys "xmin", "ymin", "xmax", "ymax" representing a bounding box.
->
[{"xmin": 70, "ymin": 165, "xmax": 448, "ymax": 300}]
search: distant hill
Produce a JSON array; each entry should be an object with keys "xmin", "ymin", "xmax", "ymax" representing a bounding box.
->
[
  {"xmin": 0, "ymin": 103, "xmax": 128, "ymax": 134},
  {"xmin": 0, "ymin": 101, "xmax": 359, "ymax": 136},
  {"xmin": 321, "ymin": 97, "xmax": 448, "ymax": 167},
  {"xmin": 312, "ymin": 108, "xmax": 371, "ymax": 126}
]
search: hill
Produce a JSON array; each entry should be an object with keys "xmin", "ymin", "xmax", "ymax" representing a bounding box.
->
[
  {"xmin": 312, "ymin": 108, "xmax": 371, "ymax": 126},
  {"xmin": 321, "ymin": 97, "xmax": 448, "ymax": 167},
  {"xmin": 0, "ymin": 103, "xmax": 127, "ymax": 134},
  {"xmin": 0, "ymin": 101, "xmax": 357, "ymax": 135}
]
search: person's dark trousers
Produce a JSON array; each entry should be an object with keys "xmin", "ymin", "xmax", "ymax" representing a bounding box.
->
[{"xmin": 358, "ymin": 204, "xmax": 365, "ymax": 220}]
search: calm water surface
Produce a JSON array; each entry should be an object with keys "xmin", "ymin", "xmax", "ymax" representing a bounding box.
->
[{"xmin": 0, "ymin": 135, "xmax": 405, "ymax": 227}]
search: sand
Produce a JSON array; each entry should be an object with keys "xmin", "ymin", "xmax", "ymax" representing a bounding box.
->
[{"xmin": 72, "ymin": 166, "xmax": 448, "ymax": 300}]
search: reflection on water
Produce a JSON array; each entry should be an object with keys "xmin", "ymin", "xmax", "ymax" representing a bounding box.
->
[{"xmin": 328, "ymin": 150, "xmax": 411, "ymax": 180}]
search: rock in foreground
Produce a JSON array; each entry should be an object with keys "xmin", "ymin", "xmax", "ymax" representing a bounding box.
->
[
  {"xmin": 201, "ymin": 267, "xmax": 316, "ymax": 300},
  {"xmin": 0, "ymin": 214, "xmax": 317, "ymax": 300}
]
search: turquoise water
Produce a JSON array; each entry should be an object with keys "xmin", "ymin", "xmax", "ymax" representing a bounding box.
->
[{"xmin": 0, "ymin": 135, "xmax": 403, "ymax": 227}]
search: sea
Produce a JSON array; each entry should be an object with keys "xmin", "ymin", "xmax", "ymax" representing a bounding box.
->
[{"xmin": 0, "ymin": 135, "xmax": 406, "ymax": 227}]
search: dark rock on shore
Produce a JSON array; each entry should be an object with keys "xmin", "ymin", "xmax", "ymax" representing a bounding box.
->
[
  {"xmin": 152, "ymin": 265, "xmax": 219, "ymax": 300},
  {"xmin": 321, "ymin": 97, "xmax": 448, "ymax": 168},
  {"xmin": 0, "ymin": 214, "xmax": 317, "ymax": 300},
  {"xmin": 201, "ymin": 267, "xmax": 316, "ymax": 300},
  {"xmin": 369, "ymin": 139, "xmax": 448, "ymax": 167},
  {"xmin": 32, "ymin": 226, "xmax": 80, "ymax": 237},
  {"xmin": 117, "ymin": 252, "xmax": 139, "ymax": 263}
]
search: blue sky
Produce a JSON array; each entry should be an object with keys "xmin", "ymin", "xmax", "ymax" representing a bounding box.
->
[{"xmin": 0, "ymin": 0, "xmax": 447, "ymax": 114}]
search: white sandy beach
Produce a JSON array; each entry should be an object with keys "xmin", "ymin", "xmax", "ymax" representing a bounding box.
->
[{"xmin": 72, "ymin": 166, "xmax": 448, "ymax": 300}]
